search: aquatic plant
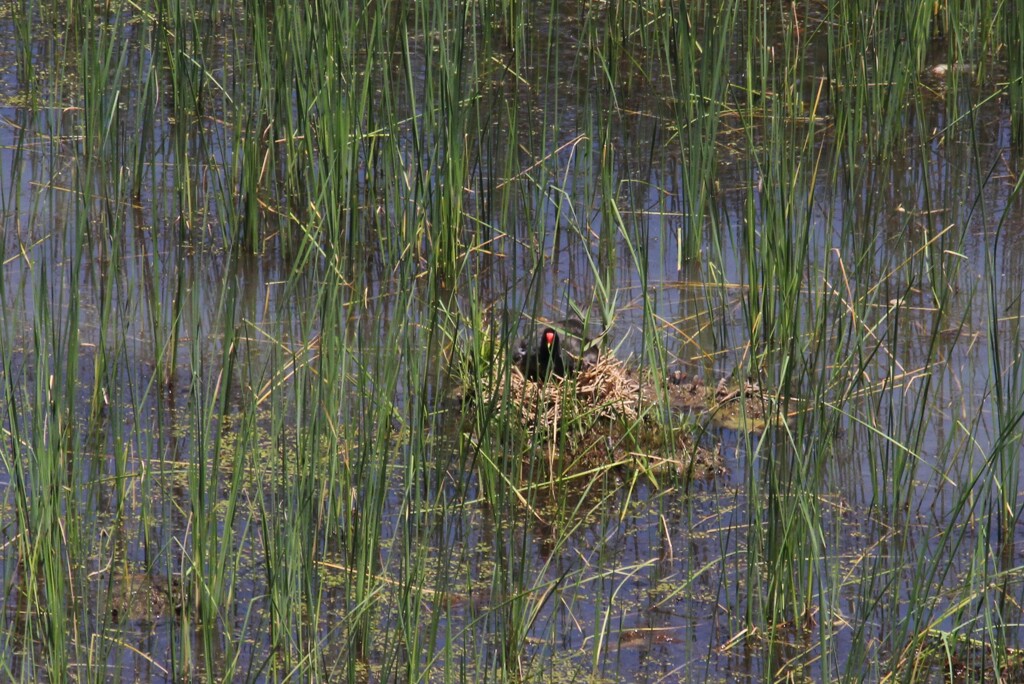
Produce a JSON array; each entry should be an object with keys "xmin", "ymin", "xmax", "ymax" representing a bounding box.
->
[{"xmin": 0, "ymin": 0, "xmax": 1022, "ymax": 681}]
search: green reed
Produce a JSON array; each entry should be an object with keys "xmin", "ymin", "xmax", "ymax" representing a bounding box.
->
[
  {"xmin": 737, "ymin": 9, "xmax": 821, "ymax": 666},
  {"xmin": 1010, "ymin": 4, "xmax": 1024, "ymax": 144},
  {"xmin": 661, "ymin": 0, "xmax": 737, "ymax": 266},
  {"xmin": 3, "ymin": 0, "xmax": 1024, "ymax": 681},
  {"xmin": 986, "ymin": 173, "xmax": 1024, "ymax": 561}
]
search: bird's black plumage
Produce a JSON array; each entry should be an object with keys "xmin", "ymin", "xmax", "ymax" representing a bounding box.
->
[{"xmin": 513, "ymin": 321, "xmax": 601, "ymax": 381}]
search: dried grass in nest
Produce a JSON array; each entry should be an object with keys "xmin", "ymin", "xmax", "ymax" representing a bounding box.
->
[
  {"xmin": 471, "ymin": 352, "xmax": 725, "ymax": 479},
  {"xmin": 484, "ymin": 355, "xmax": 644, "ymax": 433}
]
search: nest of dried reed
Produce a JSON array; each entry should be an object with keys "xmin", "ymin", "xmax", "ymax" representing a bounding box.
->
[
  {"xmin": 463, "ymin": 346, "xmax": 725, "ymax": 478},
  {"xmin": 481, "ymin": 354, "xmax": 647, "ymax": 434}
]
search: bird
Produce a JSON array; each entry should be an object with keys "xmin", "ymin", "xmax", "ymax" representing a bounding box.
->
[
  {"xmin": 553, "ymin": 318, "xmax": 601, "ymax": 371},
  {"xmin": 513, "ymin": 323, "xmax": 601, "ymax": 381},
  {"xmin": 513, "ymin": 327, "xmax": 564, "ymax": 380}
]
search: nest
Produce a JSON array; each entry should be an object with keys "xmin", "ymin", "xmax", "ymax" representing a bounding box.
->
[
  {"xmin": 464, "ymin": 348, "xmax": 727, "ymax": 479},
  {"xmin": 482, "ymin": 354, "xmax": 645, "ymax": 434}
]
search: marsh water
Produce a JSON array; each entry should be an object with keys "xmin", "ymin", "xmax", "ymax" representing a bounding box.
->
[{"xmin": 1, "ymin": 2, "xmax": 1024, "ymax": 682}]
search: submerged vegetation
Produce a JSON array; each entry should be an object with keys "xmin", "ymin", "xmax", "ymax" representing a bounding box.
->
[{"xmin": 1, "ymin": 0, "xmax": 1024, "ymax": 681}]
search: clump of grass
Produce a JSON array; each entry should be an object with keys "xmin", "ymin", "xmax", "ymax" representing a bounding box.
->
[
  {"xmin": 456, "ymin": 337, "xmax": 721, "ymax": 479},
  {"xmin": 899, "ymin": 628, "xmax": 1024, "ymax": 682},
  {"xmin": 486, "ymin": 357, "xmax": 643, "ymax": 430}
]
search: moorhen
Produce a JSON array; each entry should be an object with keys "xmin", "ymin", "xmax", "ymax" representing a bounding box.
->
[
  {"xmin": 554, "ymin": 318, "xmax": 601, "ymax": 371},
  {"xmin": 513, "ymin": 322, "xmax": 601, "ymax": 381},
  {"xmin": 514, "ymin": 327, "xmax": 564, "ymax": 380}
]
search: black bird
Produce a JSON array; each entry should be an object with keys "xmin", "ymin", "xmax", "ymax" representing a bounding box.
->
[
  {"xmin": 514, "ymin": 323, "xmax": 601, "ymax": 381},
  {"xmin": 514, "ymin": 327, "xmax": 565, "ymax": 380},
  {"xmin": 552, "ymin": 318, "xmax": 601, "ymax": 372}
]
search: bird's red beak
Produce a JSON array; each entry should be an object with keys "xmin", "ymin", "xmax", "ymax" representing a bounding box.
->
[{"xmin": 545, "ymin": 331, "xmax": 555, "ymax": 346}]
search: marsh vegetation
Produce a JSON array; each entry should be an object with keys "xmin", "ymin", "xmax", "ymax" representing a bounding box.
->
[{"xmin": 1, "ymin": 0, "xmax": 1024, "ymax": 681}]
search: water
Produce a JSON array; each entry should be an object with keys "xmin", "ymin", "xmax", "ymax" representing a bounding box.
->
[{"xmin": 1, "ymin": 4, "xmax": 1023, "ymax": 682}]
